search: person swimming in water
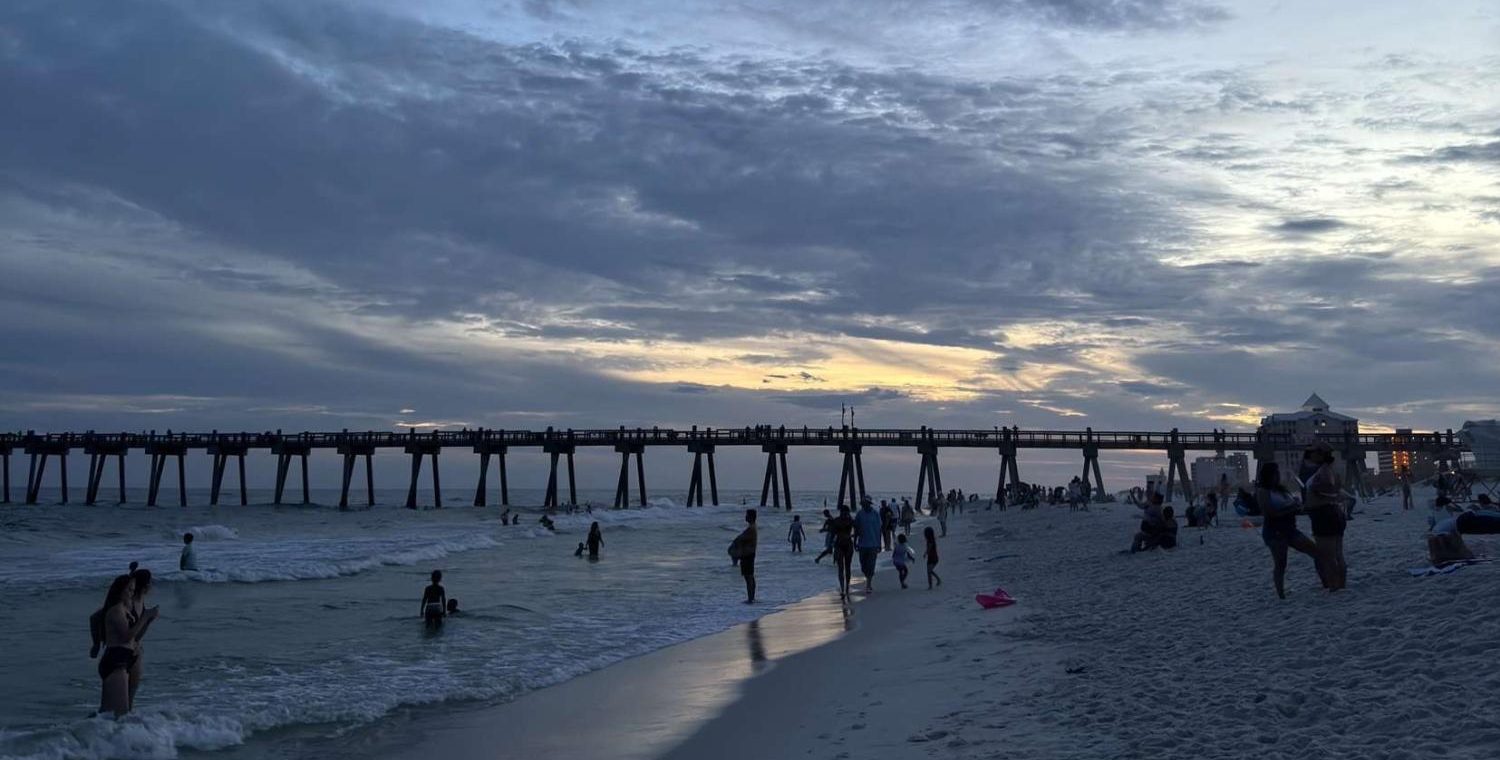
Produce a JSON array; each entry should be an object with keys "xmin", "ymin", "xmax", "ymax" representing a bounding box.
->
[
  {"xmin": 420, "ymin": 571, "xmax": 447, "ymax": 628},
  {"xmin": 446, "ymin": 598, "xmax": 461, "ymax": 616},
  {"xmin": 179, "ymin": 533, "xmax": 197, "ymax": 571}
]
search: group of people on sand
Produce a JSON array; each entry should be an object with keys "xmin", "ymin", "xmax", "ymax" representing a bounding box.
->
[
  {"xmin": 1254, "ymin": 442, "xmax": 1350, "ymax": 598},
  {"xmin": 809, "ymin": 496, "xmax": 941, "ymax": 600}
]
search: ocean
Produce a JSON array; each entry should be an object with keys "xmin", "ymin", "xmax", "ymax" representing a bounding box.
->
[{"xmin": 0, "ymin": 487, "xmax": 859, "ymax": 760}]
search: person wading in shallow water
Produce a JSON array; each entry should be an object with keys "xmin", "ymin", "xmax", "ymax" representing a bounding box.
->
[
  {"xmin": 826, "ymin": 505, "xmax": 856, "ymax": 600},
  {"xmin": 586, "ymin": 522, "xmax": 604, "ymax": 560},
  {"xmin": 98, "ymin": 574, "xmax": 157, "ymax": 717},
  {"xmin": 732, "ymin": 509, "xmax": 758, "ymax": 603},
  {"xmin": 420, "ymin": 571, "xmax": 448, "ymax": 628}
]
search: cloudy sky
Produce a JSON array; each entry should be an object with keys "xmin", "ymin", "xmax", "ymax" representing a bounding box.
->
[{"xmin": 2, "ymin": 0, "xmax": 1497, "ymax": 488}]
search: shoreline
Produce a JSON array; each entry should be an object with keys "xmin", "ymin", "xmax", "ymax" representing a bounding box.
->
[
  {"xmin": 372, "ymin": 511, "xmax": 1034, "ymax": 760},
  {"xmin": 348, "ymin": 589, "xmax": 859, "ymax": 760}
]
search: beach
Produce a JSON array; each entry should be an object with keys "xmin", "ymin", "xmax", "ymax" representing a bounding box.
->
[
  {"xmin": 397, "ymin": 487, "xmax": 1500, "ymax": 760},
  {"xmin": 7, "ymin": 487, "xmax": 1500, "ymax": 760}
]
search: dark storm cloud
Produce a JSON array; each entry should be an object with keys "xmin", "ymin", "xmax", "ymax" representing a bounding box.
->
[
  {"xmin": 1401, "ymin": 141, "xmax": 1500, "ymax": 164},
  {"xmin": 1, "ymin": 0, "xmax": 1496, "ymax": 495},
  {"xmin": 1268, "ymin": 218, "xmax": 1348, "ymax": 236},
  {"xmin": 1015, "ymin": 0, "xmax": 1229, "ymax": 30}
]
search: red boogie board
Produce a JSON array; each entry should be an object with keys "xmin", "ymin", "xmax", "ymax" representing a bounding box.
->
[{"xmin": 975, "ymin": 587, "xmax": 1016, "ymax": 609}]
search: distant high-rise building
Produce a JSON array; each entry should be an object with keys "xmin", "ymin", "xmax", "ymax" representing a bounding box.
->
[
  {"xmin": 1257, "ymin": 393, "xmax": 1360, "ymax": 487},
  {"xmin": 1191, "ymin": 453, "xmax": 1250, "ymax": 492},
  {"xmin": 1377, "ymin": 428, "xmax": 1436, "ymax": 480}
]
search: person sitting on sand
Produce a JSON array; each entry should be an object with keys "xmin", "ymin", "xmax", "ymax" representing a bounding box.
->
[
  {"xmin": 1428, "ymin": 515, "xmax": 1476, "ymax": 567},
  {"xmin": 420, "ymin": 570, "xmax": 447, "ymax": 628},
  {"xmin": 1130, "ymin": 492, "xmax": 1166, "ymax": 552},
  {"xmin": 1256, "ymin": 462, "xmax": 1318, "ymax": 599},
  {"xmin": 1157, "ymin": 506, "xmax": 1179, "ymax": 549}
]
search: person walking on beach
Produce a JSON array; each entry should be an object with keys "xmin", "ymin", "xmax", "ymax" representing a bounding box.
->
[
  {"xmin": 1304, "ymin": 443, "xmax": 1347, "ymax": 591},
  {"xmin": 1256, "ymin": 462, "xmax": 1318, "ymax": 599},
  {"xmin": 900, "ymin": 498, "xmax": 916, "ymax": 537},
  {"xmin": 814, "ymin": 509, "xmax": 836, "ymax": 563},
  {"xmin": 934, "ymin": 494, "xmax": 948, "ymax": 537},
  {"xmin": 922, "ymin": 526, "xmax": 942, "ymax": 589},
  {"xmin": 879, "ymin": 500, "xmax": 896, "ymax": 551},
  {"xmin": 98, "ymin": 574, "xmax": 157, "ymax": 717},
  {"xmin": 420, "ymin": 571, "xmax": 448, "ymax": 628},
  {"xmin": 179, "ymin": 533, "xmax": 197, "ymax": 571},
  {"xmin": 827, "ymin": 505, "xmax": 856, "ymax": 600},
  {"xmin": 788, "ymin": 515, "xmax": 806, "ymax": 553},
  {"xmin": 733, "ymin": 509, "xmax": 758, "ymax": 604},
  {"xmin": 586, "ymin": 522, "xmax": 604, "ymax": 560},
  {"xmin": 854, "ymin": 497, "xmax": 882, "ymax": 593},
  {"xmin": 1401, "ymin": 477, "xmax": 1413, "ymax": 511},
  {"xmin": 893, "ymin": 533, "xmax": 915, "ymax": 589}
]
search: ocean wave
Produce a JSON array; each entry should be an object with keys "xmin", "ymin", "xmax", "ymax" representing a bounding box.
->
[
  {"xmin": 163, "ymin": 534, "xmax": 502, "ymax": 584},
  {"xmin": 176, "ymin": 525, "xmax": 240, "ymax": 541}
]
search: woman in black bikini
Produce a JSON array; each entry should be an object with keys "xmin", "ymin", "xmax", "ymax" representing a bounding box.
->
[
  {"xmin": 99, "ymin": 574, "xmax": 157, "ymax": 717},
  {"xmin": 127, "ymin": 568, "xmax": 157, "ymax": 710}
]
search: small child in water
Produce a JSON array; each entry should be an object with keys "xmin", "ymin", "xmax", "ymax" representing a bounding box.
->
[
  {"xmin": 574, "ymin": 542, "xmax": 586, "ymax": 557},
  {"xmin": 179, "ymin": 533, "xmax": 198, "ymax": 571},
  {"xmin": 893, "ymin": 533, "xmax": 915, "ymax": 588},
  {"xmin": 788, "ymin": 515, "xmax": 805, "ymax": 553}
]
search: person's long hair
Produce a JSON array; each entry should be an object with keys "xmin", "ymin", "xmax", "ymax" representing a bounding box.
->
[
  {"xmin": 103, "ymin": 574, "xmax": 133, "ymax": 611},
  {"xmin": 1256, "ymin": 461, "xmax": 1284, "ymax": 492},
  {"xmin": 131, "ymin": 568, "xmax": 152, "ymax": 599}
]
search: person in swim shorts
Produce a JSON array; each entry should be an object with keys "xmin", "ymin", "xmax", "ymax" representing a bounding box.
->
[
  {"xmin": 420, "ymin": 570, "xmax": 447, "ymax": 628},
  {"xmin": 854, "ymin": 496, "xmax": 882, "ymax": 593}
]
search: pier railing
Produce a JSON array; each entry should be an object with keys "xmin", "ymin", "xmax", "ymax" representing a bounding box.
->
[{"xmin": 0, "ymin": 426, "xmax": 1467, "ymax": 510}]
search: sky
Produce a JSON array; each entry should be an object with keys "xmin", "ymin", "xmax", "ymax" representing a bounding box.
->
[{"xmin": 2, "ymin": 0, "xmax": 1498, "ymax": 490}]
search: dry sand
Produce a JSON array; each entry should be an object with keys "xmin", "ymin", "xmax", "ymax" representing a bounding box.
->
[{"xmin": 403, "ymin": 488, "xmax": 1500, "ymax": 760}]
